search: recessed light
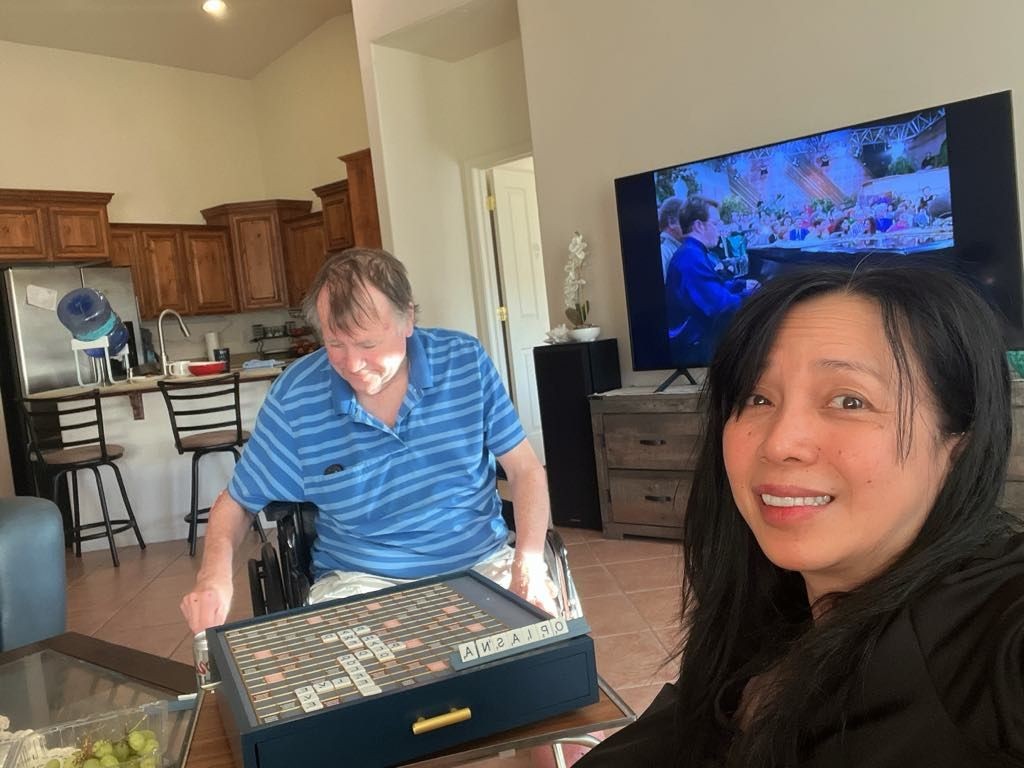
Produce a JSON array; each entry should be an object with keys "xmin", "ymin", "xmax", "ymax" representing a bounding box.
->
[{"xmin": 203, "ymin": 0, "xmax": 227, "ymax": 16}]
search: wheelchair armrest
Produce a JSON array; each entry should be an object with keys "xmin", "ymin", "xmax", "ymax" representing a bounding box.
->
[
  {"xmin": 261, "ymin": 501, "xmax": 317, "ymax": 523},
  {"xmin": 544, "ymin": 528, "xmax": 583, "ymax": 620}
]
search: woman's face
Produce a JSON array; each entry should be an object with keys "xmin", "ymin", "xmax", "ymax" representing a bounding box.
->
[{"xmin": 722, "ymin": 293, "xmax": 957, "ymax": 602}]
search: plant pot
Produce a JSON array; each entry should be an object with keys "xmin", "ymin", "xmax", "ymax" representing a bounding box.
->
[{"xmin": 568, "ymin": 326, "xmax": 601, "ymax": 342}]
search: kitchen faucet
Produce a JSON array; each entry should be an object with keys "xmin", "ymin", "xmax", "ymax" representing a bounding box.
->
[{"xmin": 158, "ymin": 308, "xmax": 191, "ymax": 376}]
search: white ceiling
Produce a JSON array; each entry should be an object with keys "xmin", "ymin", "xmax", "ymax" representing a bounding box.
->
[
  {"xmin": 0, "ymin": 0, "xmax": 352, "ymax": 79},
  {"xmin": 375, "ymin": 0, "xmax": 519, "ymax": 63}
]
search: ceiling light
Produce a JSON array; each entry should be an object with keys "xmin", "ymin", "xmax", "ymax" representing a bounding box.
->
[{"xmin": 203, "ymin": 0, "xmax": 227, "ymax": 16}]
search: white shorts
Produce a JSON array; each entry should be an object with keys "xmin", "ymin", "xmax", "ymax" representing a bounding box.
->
[{"xmin": 307, "ymin": 545, "xmax": 560, "ymax": 613}]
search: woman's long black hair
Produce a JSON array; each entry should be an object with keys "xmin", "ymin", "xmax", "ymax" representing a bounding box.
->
[{"xmin": 673, "ymin": 264, "xmax": 1018, "ymax": 766}]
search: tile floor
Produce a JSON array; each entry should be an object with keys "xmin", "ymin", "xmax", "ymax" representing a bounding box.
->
[{"xmin": 63, "ymin": 527, "xmax": 683, "ymax": 766}]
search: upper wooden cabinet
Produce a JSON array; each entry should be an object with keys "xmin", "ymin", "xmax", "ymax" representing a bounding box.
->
[
  {"xmin": 110, "ymin": 223, "xmax": 235, "ymax": 318},
  {"xmin": 109, "ymin": 225, "xmax": 152, "ymax": 317},
  {"xmin": 283, "ymin": 211, "xmax": 326, "ymax": 309},
  {"xmin": 339, "ymin": 149, "xmax": 382, "ymax": 249},
  {"xmin": 182, "ymin": 227, "xmax": 237, "ymax": 315},
  {"xmin": 201, "ymin": 200, "xmax": 311, "ymax": 311},
  {"xmin": 312, "ymin": 180, "xmax": 353, "ymax": 252},
  {"xmin": 0, "ymin": 189, "xmax": 113, "ymax": 262}
]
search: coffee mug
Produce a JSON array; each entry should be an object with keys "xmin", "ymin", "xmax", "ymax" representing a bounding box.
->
[
  {"xmin": 213, "ymin": 348, "xmax": 230, "ymax": 364},
  {"xmin": 169, "ymin": 360, "xmax": 193, "ymax": 376}
]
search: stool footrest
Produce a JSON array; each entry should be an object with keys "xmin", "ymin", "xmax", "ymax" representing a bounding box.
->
[{"xmin": 75, "ymin": 520, "xmax": 139, "ymax": 542}]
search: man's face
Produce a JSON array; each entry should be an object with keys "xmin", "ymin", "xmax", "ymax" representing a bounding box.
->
[
  {"xmin": 317, "ymin": 284, "xmax": 414, "ymax": 398},
  {"xmin": 694, "ymin": 207, "xmax": 722, "ymax": 248}
]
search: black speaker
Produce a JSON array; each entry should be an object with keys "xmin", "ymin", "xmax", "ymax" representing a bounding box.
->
[{"xmin": 533, "ymin": 338, "xmax": 621, "ymax": 529}]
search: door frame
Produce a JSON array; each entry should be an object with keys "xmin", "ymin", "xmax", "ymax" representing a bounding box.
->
[{"xmin": 460, "ymin": 142, "xmax": 534, "ymax": 394}]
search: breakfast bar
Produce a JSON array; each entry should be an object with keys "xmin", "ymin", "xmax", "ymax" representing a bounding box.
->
[{"xmin": 26, "ymin": 368, "xmax": 283, "ymax": 548}]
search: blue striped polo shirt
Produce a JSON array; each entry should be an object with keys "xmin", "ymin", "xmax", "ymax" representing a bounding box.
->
[{"xmin": 228, "ymin": 327, "xmax": 526, "ymax": 579}]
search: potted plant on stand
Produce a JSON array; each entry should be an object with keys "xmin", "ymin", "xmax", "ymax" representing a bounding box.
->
[{"xmin": 564, "ymin": 231, "xmax": 600, "ymax": 341}]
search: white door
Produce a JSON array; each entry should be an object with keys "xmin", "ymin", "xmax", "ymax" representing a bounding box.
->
[{"xmin": 490, "ymin": 162, "xmax": 550, "ymax": 462}]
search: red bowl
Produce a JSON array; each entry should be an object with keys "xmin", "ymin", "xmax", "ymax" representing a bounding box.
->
[{"xmin": 188, "ymin": 360, "xmax": 228, "ymax": 376}]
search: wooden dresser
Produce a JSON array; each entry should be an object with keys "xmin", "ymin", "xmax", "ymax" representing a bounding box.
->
[{"xmin": 591, "ymin": 382, "xmax": 1024, "ymax": 540}]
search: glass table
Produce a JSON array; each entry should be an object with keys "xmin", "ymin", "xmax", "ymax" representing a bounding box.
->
[{"xmin": 0, "ymin": 634, "xmax": 198, "ymax": 767}]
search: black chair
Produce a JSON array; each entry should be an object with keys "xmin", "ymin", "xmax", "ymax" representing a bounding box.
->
[
  {"xmin": 248, "ymin": 500, "xmax": 583, "ymax": 621},
  {"xmin": 157, "ymin": 372, "xmax": 266, "ymax": 556},
  {"xmin": 22, "ymin": 390, "xmax": 145, "ymax": 567}
]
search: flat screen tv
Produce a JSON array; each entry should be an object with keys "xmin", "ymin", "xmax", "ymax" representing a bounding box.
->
[{"xmin": 614, "ymin": 90, "xmax": 1024, "ymax": 379}]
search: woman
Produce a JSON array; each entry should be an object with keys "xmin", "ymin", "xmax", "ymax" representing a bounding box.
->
[{"xmin": 578, "ymin": 265, "xmax": 1024, "ymax": 767}]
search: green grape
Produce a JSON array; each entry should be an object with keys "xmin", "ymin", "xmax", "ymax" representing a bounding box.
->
[
  {"xmin": 112, "ymin": 741, "xmax": 131, "ymax": 762},
  {"xmin": 140, "ymin": 738, "xmax": 160, "ymax": 756},
  {"xmin": 43, "ymin": 759, "xmax": 61, "ymax": 768},
  {"xmin": 138, "ymin": 730, "xmax": 156, "ymax": 742},
  {"xmin": 82, "ymin": 759, "xmax": 102, "ymax": 768},
  {"xmin": 138, "ymin": 757, "xmax": 157, "ymax": 768},
  {"xmin": 126, "ymin": 731, "xmax": 147, "ymax": 753},
  {"xmin": 93, "ymin": 740, "xmax": 113, "ymax": 758},
  {"xmin": 98, "ymin": 756, "xmax": 119, "ymax": 768}
]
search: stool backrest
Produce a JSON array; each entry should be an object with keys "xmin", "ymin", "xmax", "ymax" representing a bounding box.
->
[
  {"xmin": 157, "ymin": 372, "xmax": 244, "ymax": 454},
  {"xmin": 21, "ymin": 390, "xmax": 112, "ymax": 464}
]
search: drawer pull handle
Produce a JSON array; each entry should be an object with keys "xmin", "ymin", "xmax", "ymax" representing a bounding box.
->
[
  {"xmin": 413, "ymin": 707, "xmax": 472, "ymax": 735},
  {"xmin": 638, "ymin": 439, "xmax": 666, "ymax": 446},
  {"xmin": 644, "ymin": 494, "xmax": 673, "ymax": 503}
]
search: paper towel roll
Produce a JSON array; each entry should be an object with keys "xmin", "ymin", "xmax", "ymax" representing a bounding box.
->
[{"xmin": 205, "ymin": 331, "xmax": 221, "ymax": 361}]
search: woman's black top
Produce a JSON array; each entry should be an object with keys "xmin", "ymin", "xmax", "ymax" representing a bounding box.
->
[{"xmin": 576, "ymin": 534, "xmax": 1024, "ymax": 767}]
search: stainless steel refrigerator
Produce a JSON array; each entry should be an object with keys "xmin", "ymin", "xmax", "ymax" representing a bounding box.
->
[{"xmin": 0, "ymin": 265, "xmax": 142, "ymax": 494}]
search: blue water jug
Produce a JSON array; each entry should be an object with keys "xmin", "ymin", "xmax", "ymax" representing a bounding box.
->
[{"xmin": 57, "ymin": 288, "xmax": 129, "ymax": 359}]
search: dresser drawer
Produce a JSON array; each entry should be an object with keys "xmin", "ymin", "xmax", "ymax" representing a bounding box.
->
[
  {"xmin": 603, "ymin": 413, "xmax": 700, "ymax": 470},
  {"xmin": 609, "ymin": 470, "xmax": 691, "ymax": 528}
]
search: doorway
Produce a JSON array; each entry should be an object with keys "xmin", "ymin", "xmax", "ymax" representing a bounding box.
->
[{"xmin": 466, "ymin": 153, "xmax": 550, "ymax": 462}]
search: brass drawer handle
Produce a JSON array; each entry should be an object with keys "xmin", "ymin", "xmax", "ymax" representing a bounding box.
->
[
  {"xmin": 412, "ymin": 707, "xmax": 472, "ymax": 735},
  {"xmin": 638, "ymin": 439, "xmax": 667, "ymax": 446},
  {"xmin": 644, "ymin": 495, "xmax": 673, "ymax": 503}
]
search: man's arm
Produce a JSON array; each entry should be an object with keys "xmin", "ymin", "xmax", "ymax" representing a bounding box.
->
[
  {"xmin": 179, "ymin": 490, "xmax": 254, "ymax": 633},
  {"xmin": 497, "ymin": 439, "xmax": 558, "ymax": 615}
]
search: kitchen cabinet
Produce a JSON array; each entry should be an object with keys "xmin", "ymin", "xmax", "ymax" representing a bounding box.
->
[
  {"xmin": 283, "ymin": 211, "xmax": 326, "ymax": 308},
  {"xmin": 339, "ymin": 148, "xmax": 382, "ymax": 248},
  {"xmin": 139, "ymin": 227, "xmax": 190, "ymax": 316},
  {"xmin": 312, "ymin": 180, "xmax": 353, "ymax": 252},
  {"xmin": 111, "ymin": 223, "xmax": 235, "ymax": 318},
  {"xmin": 182, "ymin": 227, "xmax": 237, "ymax": 314},
  {"xmin": 201, "ymin": 200, "xmax": 311, "ymax": 311},
  {"xmin": 109, "ymin": 226, "xmax": 153, "ymax": 317},
  {"xmin": 0, "ymin": 189, "xmax": 113, "ymax": 262}
]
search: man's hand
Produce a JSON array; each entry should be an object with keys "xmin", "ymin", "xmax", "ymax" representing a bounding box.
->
[
  {"xmin": 179, "ymin": 490, "xmax": 252, "ymax": 634},
  {"xmin": 180, "ymin": 576, "xmax": 233, "ymax": 634},
  {"xmin": 509, "ymin": 554, "xmax": 559, "ymax": 617}
]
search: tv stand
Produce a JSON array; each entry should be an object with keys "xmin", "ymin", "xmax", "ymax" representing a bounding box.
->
[{"xmin": 654, "ymin": 368, "xmax": 697, "ymax": 392}]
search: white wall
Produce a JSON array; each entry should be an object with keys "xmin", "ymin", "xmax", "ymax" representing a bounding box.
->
[
  {"xmin": 0, "ymin": 40, "xmax": 266, "ymax": 223},
  {"xmin": 367, "ymin": 36, "xmax": 532, "ymax": 333},
  {"xmin": 516, "ymin": 0, "xmax": 1024, "ymax": 386},
  {"xmin": 253, "ymin": 14, "xmax": 370, "ymax": 206}
]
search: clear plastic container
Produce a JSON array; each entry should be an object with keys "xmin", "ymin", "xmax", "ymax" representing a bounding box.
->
[{"xmin": 4, "ymin": 701, "xmax": 169, "ymax": 768}]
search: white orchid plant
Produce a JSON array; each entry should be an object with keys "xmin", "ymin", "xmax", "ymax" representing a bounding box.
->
[{"xmin": 563, "ymin": 230, "xmax": 591, "ymax": 327}]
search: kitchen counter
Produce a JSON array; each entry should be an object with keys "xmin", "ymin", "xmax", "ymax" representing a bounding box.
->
[
  {"xmin": 27, "ymin": 367, "xmax": 283, "ymax": 420},
  {"xmin": 27, "ymin": 366, "xmax": 283, "ymax": 399},
  {"xmin": 28, "ymin": 367, "xmax": 284, "ymax": 550}
]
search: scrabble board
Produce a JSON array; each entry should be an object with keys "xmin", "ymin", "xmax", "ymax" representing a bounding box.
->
[{"xmin": 208, "ymin": 571, "xmax": 598, "ymax": 768}]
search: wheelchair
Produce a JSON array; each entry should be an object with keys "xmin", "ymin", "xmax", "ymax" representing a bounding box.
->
[{"xmin": 247, "ymin": 499, "xmax": 583, "ymax": 620}]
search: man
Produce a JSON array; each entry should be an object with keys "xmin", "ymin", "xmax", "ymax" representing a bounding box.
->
[
  {"xmin": 658, "ymin": 196, "xmax": 685, "ymax": 281},
  {"xmin": 181, "ymin": 248, "xmax": 555, "ymax": 633},
  {"xmin": 665, "ymin": 196, "xmax": 759, "ymax": 364}
]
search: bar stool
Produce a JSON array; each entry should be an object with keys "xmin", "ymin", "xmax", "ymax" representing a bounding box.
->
[
  {"xmin": 157, "ymin": 372, "xmax": 267, "ymax": 555},
  {"xmin": 21, "ymin": 390, "xmax": 145, "ymax": 567}
]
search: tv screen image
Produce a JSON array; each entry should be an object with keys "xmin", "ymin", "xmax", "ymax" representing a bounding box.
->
[{"xmin": 615, "ymin": 91, "xmax": 1023, "ymax": 375}]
